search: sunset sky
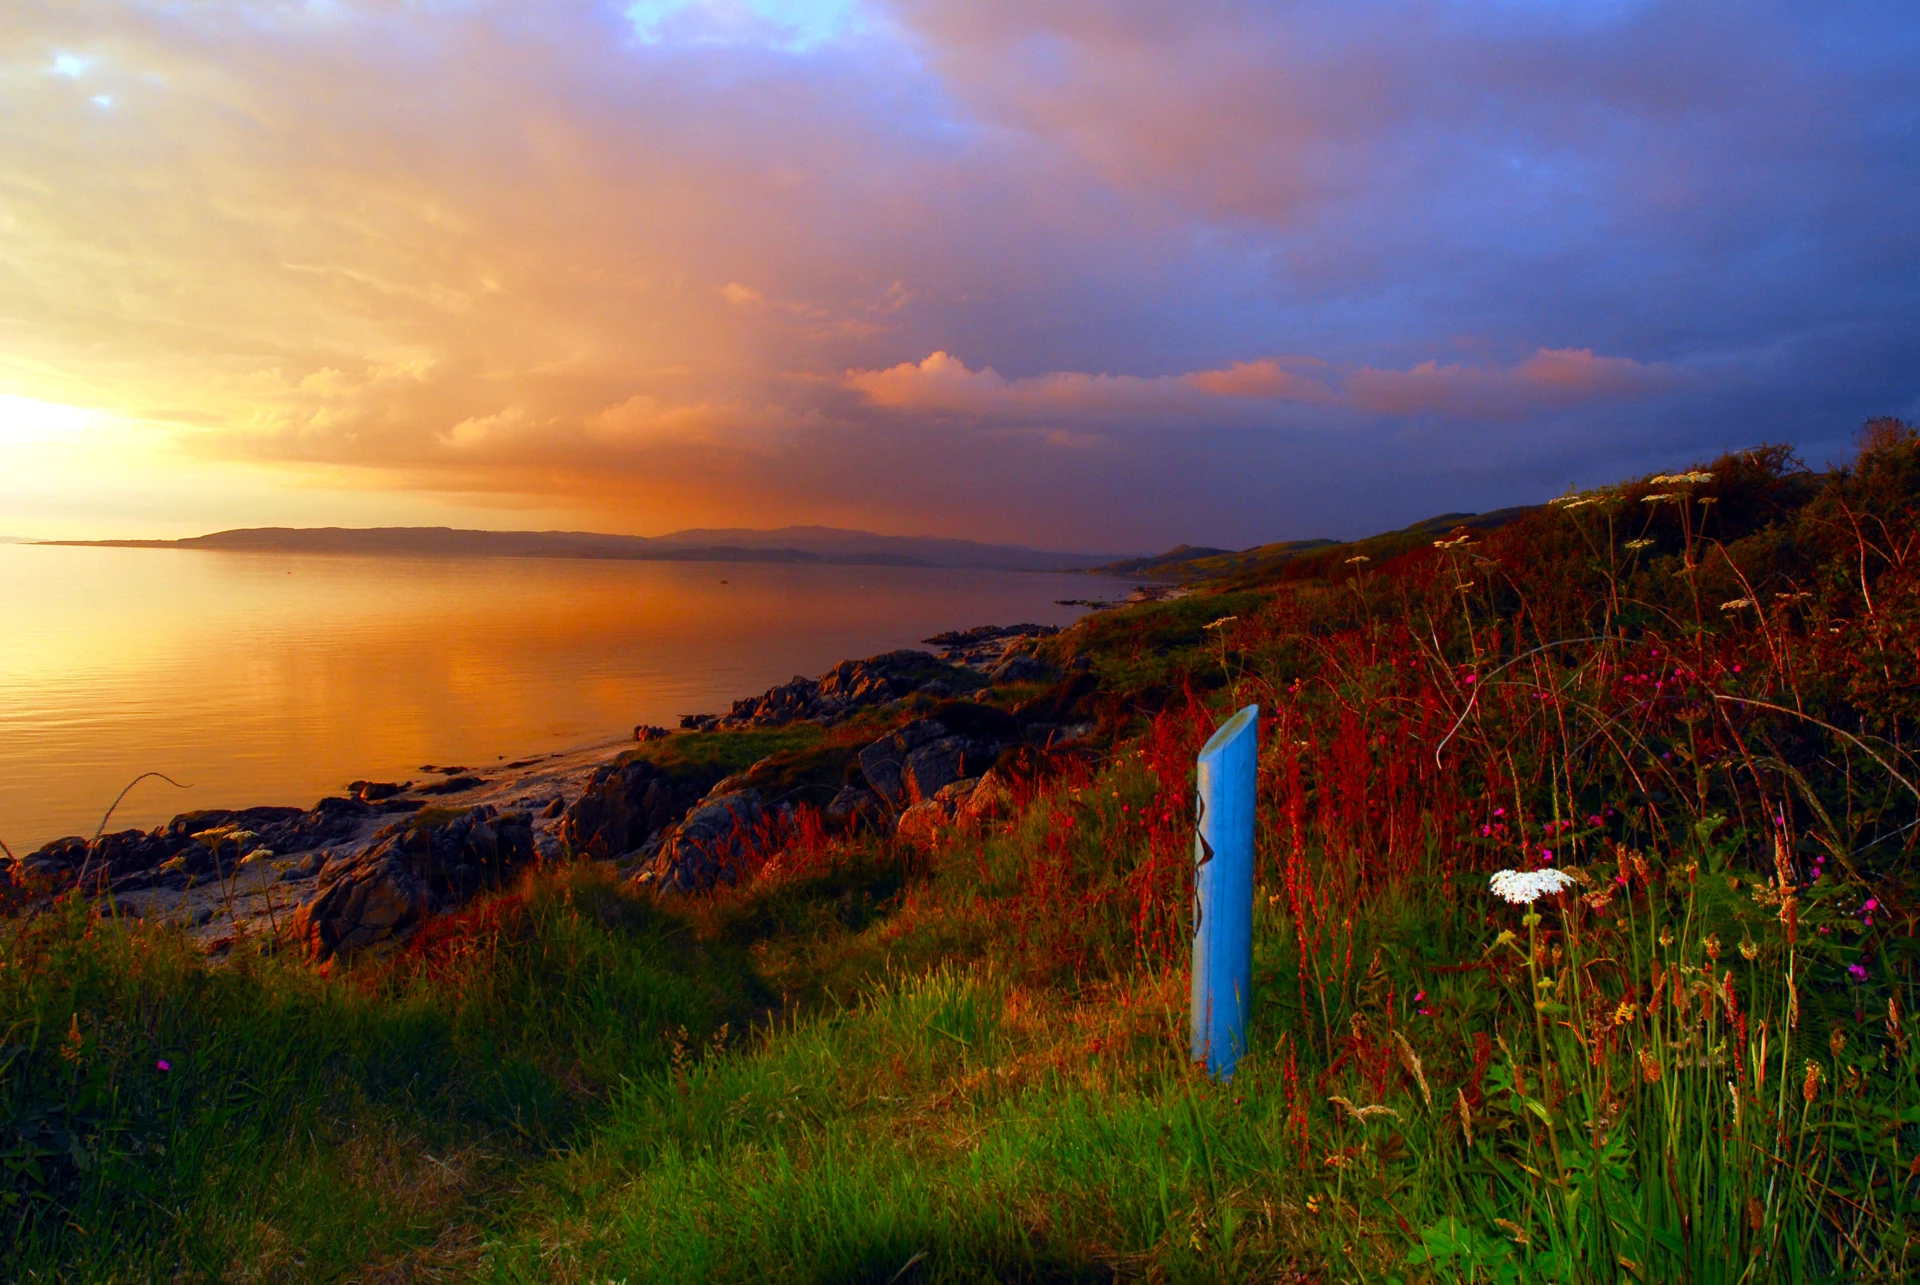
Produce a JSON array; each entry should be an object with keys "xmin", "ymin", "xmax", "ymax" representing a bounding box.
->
[{"xmin": 3, "ymin": 1, "xmax": 1916, "ymax": 550}]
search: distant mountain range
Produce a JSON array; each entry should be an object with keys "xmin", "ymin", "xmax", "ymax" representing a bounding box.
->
[
  {"xmin": 37, "ymin": 505, "xmax": 1545, "ymax": 580},
  {"xmin": 41, "ymin": 525, "xmax": 1125, "ymax": 573}
]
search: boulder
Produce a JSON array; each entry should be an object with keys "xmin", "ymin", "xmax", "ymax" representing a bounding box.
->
[
  {"xmin": 988, "ymin": 652, "xmax": 1053, "ymax": 684},
  {"xmin": 287, "ymin": 805, "xmax": 534, "ymax": 961},
  {"xmin": 826, "ymin": 783, "xmax": 887, "ymax": 829},
  {"xmin": 858, "ymin": 702, "xmax": 1018, "ymax": 808},
  {"xmin": 857, "ymin": 718, "xmax": 953, "ymax": 807},
  {"xmin": 957, "ymin": 769, "xmax": 1017, "ymax": 829},
  {"xmin": 287, "ymin": 847, "xmax": 428, "ymax": 962},
  {"xmin": 632, "ymin": 791, "xmax": 776, "ymax": 894},
  {"xmin": 418, "ymin": 774, "xmax": 486, "ymax": 796},
  {"xmin": 559, "ymin": 756, "xmax": 723, "ymax": 860},
  {"xmin": 634, "ymin": 725, "xmax": 672, "ymax": 742},
  {"xmin": 895, "ymin": 778, "xmax": 981, "ymax": 849}
]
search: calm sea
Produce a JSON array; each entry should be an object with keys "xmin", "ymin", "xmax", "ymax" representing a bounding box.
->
[{"xmin": 0, "ymin": 544, "xmax": 1099, "ymax": 850}]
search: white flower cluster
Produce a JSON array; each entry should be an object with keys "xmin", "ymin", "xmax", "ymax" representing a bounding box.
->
[
  {"xmin": 1720, "ymin": 597, "xmax": 1756, "ymax": 611},
  {"xmin": 1649, "ymin": 471, "xmax": 1715, "ymax": 485},
  {"xmin": 1489, "ymin": 868, "xmax": 1577, "ymax": 905}
]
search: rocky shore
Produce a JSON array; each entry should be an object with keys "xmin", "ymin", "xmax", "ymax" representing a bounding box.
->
[{"xmin": 5, "ymin": 621, "xmax": 1100, "ymax": 964}]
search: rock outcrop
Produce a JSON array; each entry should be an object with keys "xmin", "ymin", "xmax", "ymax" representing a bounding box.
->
[
  {"xmin": 631, "ymin": 791, "xmax": 783, "ymax": 894},
  {"xmin": 988, "ymin": 652, "xmax": 1054, "ymax": 684},
  {"xmin": 558, "ymin": 756, "xmax": 724, "ymax": 860},
  {"xmin": 924, "ymin": 623, "xmax": 1060, "ymax": 670},
  {"xmin": 856, "ymin": 702, "xmax": 1019, "ymax": 808},
  {"xmin": 18, "ymin": 796, "xmax": 419, "ymax": 894},
  {"xmin": 287, "ymin": 805, "xmax": 534, "ymax": 961},
  {"xmin": 719, "ymin": 650, "xmax": 981, "ymax": 729},
  {"xmin": 893, "ymin": 769, "xmax": 1018, "ymax": 849}
]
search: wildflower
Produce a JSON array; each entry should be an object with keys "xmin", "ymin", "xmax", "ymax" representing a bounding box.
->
[
  {"xmin": 1638, "ymin": 1048, "xmax": 1663, "ymax": 1083},
  {"xmin": 1203, "ymin": 616, "xmax": 1237, "ymax": 630},
  {"xmin": 1829, "ymin": 1026, "xmax": 1848, "ymax": 1057},
  {"xmin": 157, "ymin": 1060, "xmax": 171, "ymax": 1072},
  {"xmin": 1847, "ymin": 963, "xmax": 1869, "ymax": 983},
  {"xmin": 1802, "ymin": 1061, "xmax": 1823, "ymax": 1103},
  {"xmin": 1343, "ymin": 555, "xmax": 1370, "ymax": 564},
  {"xmin": 1738, "ymin": 938, "xmax": 1759, "ymax": 961},
  {"xmin": 1489, "ymin": 869, "xmax": 1576, "ymax": 904},
  {"xmin": 1705, "ymin": 934, "xmax": 1721, "ymax": 963},
  {"xmin": 1720, "ymin": 598, "xmax": 1755, "ymax": 611},
  {"xmin": 1649, "ymin": 471, "xmax": 1715, "ymax": 485},
  {"xmin": 1642, "ymin": 493, "xmax": 1678, "ymax": 503},
  {"xmin": 1539, "ymin": 848, "xmax": 1553, "ymax": 863},
  {"xmin": 1612, "ymin": 999, "xmax": 1637, "ymax": 1026},
  {"xmin": 1456, "ymin": 1089, "xmax": 1474, "ymax": 1147},
  {"xmin": 1624, "ymin": 538, "xmax": 1654, "ymax": 550}
]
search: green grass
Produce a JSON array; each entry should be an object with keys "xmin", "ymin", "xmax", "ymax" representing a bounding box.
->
[{"xmin": 619, "ymin": 726, "xmax": 827, "ymax": 776}]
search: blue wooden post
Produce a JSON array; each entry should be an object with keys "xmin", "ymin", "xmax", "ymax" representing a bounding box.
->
[{"xmin": 1191, "ymin": 703, "xmax": 1259, "ymax": 1079}]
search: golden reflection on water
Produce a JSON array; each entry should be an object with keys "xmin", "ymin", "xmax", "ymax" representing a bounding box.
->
[{"xmin": 0, "ymin": 546, "xmax": 1093, "ymax": 848}]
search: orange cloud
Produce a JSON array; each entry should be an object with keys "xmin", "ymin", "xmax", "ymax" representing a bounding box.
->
[
  {"xmin": 849, "ymin": 348, "xmax": 1662, "ymax": 424},
  {"xmin": 1342, "ymin": 349, "xmax": 1672, "ymax": 420}
]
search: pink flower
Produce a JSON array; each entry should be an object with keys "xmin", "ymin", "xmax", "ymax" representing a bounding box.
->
[
  {"xmin": 157, "ymin": 1060, "xmax": 171, "ymax": 1072},
  {"xmin": 1848, "ymin": 964, "xmax": 1869, "ymax": 982}
]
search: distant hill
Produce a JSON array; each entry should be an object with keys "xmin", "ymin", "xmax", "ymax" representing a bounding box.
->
[
  {"xmin": 1088, "ymin": 506, "xmax": 1542, "ymax": 582},
  {"xmin": 42, "ymin": 526, "xmax": 1122, "ymax": 573}
]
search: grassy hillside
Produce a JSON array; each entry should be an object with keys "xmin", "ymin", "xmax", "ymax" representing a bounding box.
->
[
  {"xmin": 1089, "ymin": 507, "xmax": 1540, "ymax": 584},
  {"xmin": 3, "ymin": 423, "xmax": 1917, "ymax": 1281}
]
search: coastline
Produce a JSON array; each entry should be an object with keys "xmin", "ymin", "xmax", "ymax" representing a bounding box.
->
[{"xmin": 5, "ymin": 614, "xmax": 1125, "ymax": 954}]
